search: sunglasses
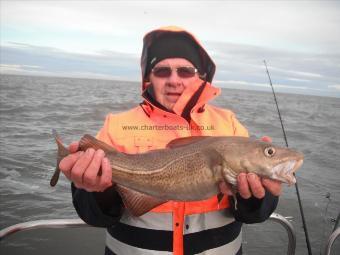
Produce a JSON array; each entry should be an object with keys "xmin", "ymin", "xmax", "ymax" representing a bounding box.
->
[{"xmin": 151, "ymin": 66, "xmax": 198, "ymax": 78}]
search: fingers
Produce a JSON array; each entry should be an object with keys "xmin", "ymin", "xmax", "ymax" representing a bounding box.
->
[
  {"xmin": 59, "ymin": 151, "xmax": 84, "ymax": 179},
  {"xmin": 83, "ymin": 149, "xmax": 105, "ymax": 186},
  {"xmin": 247, "ymin": 173, "xmax": 265, "ymax": 199},
  {"xmin": 59, "ymin": 141, "xmax": 81, "ymax": 179},
  {"xmin": 71, "ymin": 148, "xmax": 96, "ymax": 184},
  {"xmin": 82, "ymin": 157, "xmax": 112, "ymax": 192},
  {"xmin": 97, "ymin": 157, "xmax": 113, "ymax": 191},
  {"xmin": 60, "ymin": 146, "xmax": 112, "ymax": 192},
  {"xmin": 237, "ymin": 173, "xmax": 266, "ymax": 199},
  {"xmin": 237, "ymin": 173, "xmax": 251, "ymax": 199},
  {"xmin": 262, "ymin": 178, "xmax": 282, "ymax": 196}
]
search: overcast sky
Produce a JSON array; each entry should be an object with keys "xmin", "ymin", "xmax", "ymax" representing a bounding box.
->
[{"xmin": 1, "ymin": 0, "xmax": 340, "ymax": 97}]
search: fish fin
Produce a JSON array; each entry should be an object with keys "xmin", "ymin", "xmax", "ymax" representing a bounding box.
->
[
  {"xmin": 202, "ymin": 147, "xmax": 227, "ymax": 172},
  {"xmin": 50, "ymin": 129, "xmax": 70, "ymax": 187},
  {"xmin": 203, "ymin": 147, "xmax": 239, "ymax": 210},
  {"xmin": 202, "ymin": 147, "xmax": 238, "ymax": 187},
  {"xmin": 206, "ymin": 148, "xmax": 238, "ymax": 186},
  {"xmin": 79, "ymin": 134, "xmax": 117, "ymax": 154},
  {"xmin": 116, "ymin": 185, "xmax": 166, "ymax": 217},
  {"xmin": 203, "ymin": 148, "xmax": 230, "ymax": 211},
  {"xmin": 166, "ymin": 136, "xmax": 212, "ymax": 148}
]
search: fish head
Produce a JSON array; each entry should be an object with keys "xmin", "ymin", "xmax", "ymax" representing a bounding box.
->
[
  {"xmin": 219, "ymin": 138, "xmax": 304, "ymax": 185},
  {"xmin": 243, "ymin": 141, "xmax": 304, "ymax": 185}
]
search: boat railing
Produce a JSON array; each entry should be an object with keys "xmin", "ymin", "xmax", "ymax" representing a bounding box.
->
[
  {"xmin": 0, "ymin": 218, "xmax": 86, "ymax": 241},
  {"xmin": 323, "ymin": 227, "xmax": 340, "ymax": 255},
  {"xmin": 323, "ymin": 212, "xmax": 340, "ymax": 255},
  {"xmin": 268, "ymin": 213, "xmax": 296, "ymax": 255},
  {"xmin": 0, "ymin": 213, "xmax": 294, "ymax": 254},
  {"xmin": 1, "ymin": 213, "xmax": 338, "ymax": 255}
]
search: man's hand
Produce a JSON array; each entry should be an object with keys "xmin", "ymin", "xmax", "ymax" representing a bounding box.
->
[
  {"xmin": 237, "ymin": 173, "xmax": 282, "ymax": 199},
  {"xmin": 219, "ymin": 173, "xmax": 282, "ymax": 199},
  {"xmin": 59, "ymin": 142, "xmax": 113, "ymax": 192}
]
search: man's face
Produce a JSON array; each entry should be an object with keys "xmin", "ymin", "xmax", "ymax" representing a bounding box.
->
[{"xmin": 149, "ymin": 58, "xmax": 200, "ymax": 111}]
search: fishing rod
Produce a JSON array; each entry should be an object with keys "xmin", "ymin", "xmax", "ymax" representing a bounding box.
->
[{"xmin": 263, "ymin": 60, "xmax": 313, "ymax": 255}]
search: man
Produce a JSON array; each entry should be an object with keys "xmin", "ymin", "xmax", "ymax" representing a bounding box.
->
[{"xmin": 60, "ymin": 26, "xmax": 281, "ymax": 255}]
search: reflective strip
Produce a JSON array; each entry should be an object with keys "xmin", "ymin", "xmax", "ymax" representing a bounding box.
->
[
  {"xmin": 120, "ymin": 211, "xmax": 173, "ymax": 231},
  {"xmin": 195, "ymin": 229, "xmax": 242, "ymax": 255},
  {"xmin": 184, "ymin": 210, "xmax": 235, "ymax": 234},
  {"xmin": 105, "ymin": 230, "xmax": 172, "ymax": 255},
  {"xmin": 119, "ymin": 206, "xmax": 233, "ymax": 234}
]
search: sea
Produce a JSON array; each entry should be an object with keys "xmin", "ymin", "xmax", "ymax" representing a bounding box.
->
[{"xmin": 0, "ymin": 74, "xmax": 339, "ymax": 255}]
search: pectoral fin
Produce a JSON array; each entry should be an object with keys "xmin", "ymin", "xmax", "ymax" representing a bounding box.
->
[
  {"xmin": 202, "ymin": 148, "xmax": 239, "ymax": 209},
  {"xmin": 116, "ymin": 185, "xmax": 167, "ymax": 217},
  {"xmin": 202, "ymin": 148, "xmax": 226, "ymax": 171}
]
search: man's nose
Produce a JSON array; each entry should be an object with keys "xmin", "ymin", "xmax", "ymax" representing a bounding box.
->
[{"xmin": 167, "ymin": 70, "xmax": 182, "ymax": 84}]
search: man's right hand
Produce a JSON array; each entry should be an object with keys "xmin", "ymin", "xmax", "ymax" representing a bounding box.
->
[{"xmin": 59, "ymin": 141, "xmax": 113, "ymax": 192}]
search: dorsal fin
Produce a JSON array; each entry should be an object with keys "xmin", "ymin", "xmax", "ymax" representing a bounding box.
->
[
  {"xmin": 79, "ymin": 134, "xmax": 117, "ymax": 153},
  {"xmin": 116, "ymin": 185, "xmax": 166, "ymax": 216},
  {"xmin": 166, "ymin": 136, "xmax": 212, "ymax": 148}
]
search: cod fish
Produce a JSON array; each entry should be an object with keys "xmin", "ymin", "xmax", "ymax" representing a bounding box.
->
[{"xmin": 51, "ymin": 131, "xmax": 303, "ymax": 216}]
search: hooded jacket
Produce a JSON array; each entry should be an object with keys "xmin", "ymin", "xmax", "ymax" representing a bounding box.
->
[{"xmin": 72, "ymin": 26, "xmax": 278, "ymax": 255}]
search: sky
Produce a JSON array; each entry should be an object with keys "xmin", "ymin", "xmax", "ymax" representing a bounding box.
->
[{"xmin": 1, "ymin": 0, "xmax": 340, "ymax": 97}]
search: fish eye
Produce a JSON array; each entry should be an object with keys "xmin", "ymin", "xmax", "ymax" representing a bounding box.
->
[{"xmin": 264, "ymin": 147, "xmax": 276, "ymax": 157}]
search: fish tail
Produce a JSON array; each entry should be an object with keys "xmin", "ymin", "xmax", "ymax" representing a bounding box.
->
[{"xmin": 50, "ymin": 129, "xmax": 70, "ymax": 187}]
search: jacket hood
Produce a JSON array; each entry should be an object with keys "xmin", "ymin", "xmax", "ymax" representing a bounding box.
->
[{"xmin": 141, "ymin": 26, "xmax": 216, "ymax": 91}]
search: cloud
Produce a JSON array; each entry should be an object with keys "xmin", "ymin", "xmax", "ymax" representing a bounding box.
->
[
  {"xmin": 268, "ymin": 66, "xmax": 323, "ymax": 79},
  {"xmin": 215, "ymin": 80, "xmax": 325, "ymax": 91},
  {"xmin": 2, "ymin": 1, "xmax": 340, "ymax": 54},
  {"xmin": 328, "ymin": 85, "xmax": 340, "ymax": 91},
  {"xmin": 287, "ymin": 78, "xmax": 310, "ymax": 83},
  {"xmin": 1, "ymin": 43, "xmax": 141, "ymax": 80},
  {"xmin": 206, "ymin": 40, "xmax": 340, "ymax": 97},
  {"xmin": 0, "ymin": 63, "xmax": 125, "ymax": 81},
  {"xmin": 1, "ymin": 39, "xmax": 340, "ymax": 98},
  {"xmin": 0, "ymin": 64, "xmax": 42, "ymax": 71}
]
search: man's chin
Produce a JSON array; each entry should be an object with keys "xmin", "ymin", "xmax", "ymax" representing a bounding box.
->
[{"xmin": 163, "ymin": 101, "xmax": 177, "ymax": 111}]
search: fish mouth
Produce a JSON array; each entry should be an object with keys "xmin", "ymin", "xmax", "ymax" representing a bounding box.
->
[{"xmin": 271, "ymin": 159, "xmax": 303, "ymax": 185}]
